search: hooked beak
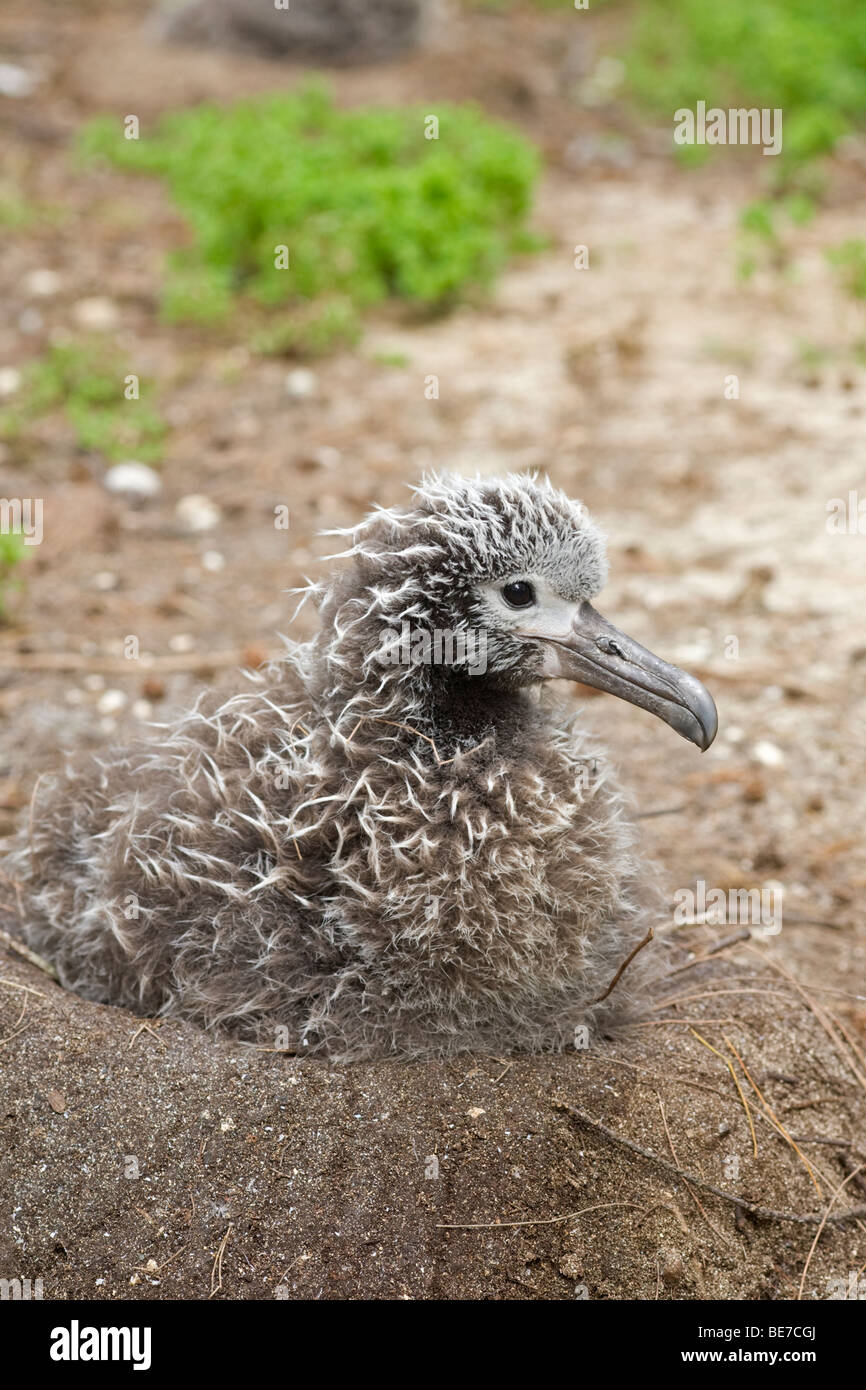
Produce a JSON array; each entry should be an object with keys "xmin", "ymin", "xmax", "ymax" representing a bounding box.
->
[{"xmin": 541, "ymin": 602, "xmax": 718, "ymax": 751}]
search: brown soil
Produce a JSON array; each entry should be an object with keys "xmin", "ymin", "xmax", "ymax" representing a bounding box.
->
[
  {"xmin": 0, "ymin": 0, "xmax": 864, "ymax": 1300},
  {"xmin": 1, "ymin": 944, "xmax": 865, "ymax": 1301}
]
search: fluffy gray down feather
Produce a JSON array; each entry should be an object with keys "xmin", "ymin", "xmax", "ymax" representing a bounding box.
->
[{"xmin": 7, "ymin": 474, "xmax": 666, "ymax": 1061}]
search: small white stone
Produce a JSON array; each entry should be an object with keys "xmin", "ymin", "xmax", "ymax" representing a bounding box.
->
[
  {"xmin": 175, "ymin": 494, "xmax": 221, "ymax": 533},
  {"xmin": 201, "ymin": 550, "xmax": 225, "ymax": 572},
  {"xmin": 83, "ymin": 674, "xmax": 105, "ymax": 692},
  {"xmin": 233, "ymin": 413, "xmax": 260, "ymax": 439},
  {"xmin": 18, "ymin": 308, "xmax": 44, "ymax": 335},
  {"xmin": 24, "ymin": 268, "xmax": 61, "ymax": 297},
  {"xmin": 97, "ymin": 689, "xmax": 126, "ymax": 715},
  {"xmin": 0, "ymin": 63, "xmax": 39, "ymax": 99},
  {"xmin": 312, "ymin": 445, "xmax": 341, "ymax": 470},
  {"xmin": 673, "ymin": 641, "xmax": 712, "ymax": 664},
  {"xmin": 284, "ymin": 368, "xmax": 317, "ymax": 399},
  {"xmin": 753, "ymin": 740, "xmax": 785, "ymax": 768},
  {"xmin": 0, "ymin": 367, "xmax": 22, "ymax": 398},
  {"xmin": 73, "ymin": 296, "xmax": 120, "ymax": 331},
  {"xmin": 104, "ymin": 462, "xmax": 162, "ymax": 505},
  {"xmin": 168, "ymin": 633, "xmax": 194, "ymax": 653},
  {"xmin": 98, "ymin": 717, "xmax": 117, "ymax": 735},
  {"xmin": 724, "ymin": 725, "xmax": 744, "ymax": 743},
  {"xmin": 132, "ymin": 699, "xmax": 153, "ymax": 721},
  {"xmin": 92, "ymin": 571, "xmax": 118, "ymax": 591}
]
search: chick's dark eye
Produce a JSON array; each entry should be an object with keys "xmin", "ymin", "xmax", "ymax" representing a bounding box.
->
[{"xmin": 501, "ymin": 580, "xmax": 536, "ymax": 609}]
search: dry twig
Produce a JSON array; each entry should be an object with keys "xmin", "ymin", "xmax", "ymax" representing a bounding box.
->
[
  {"xmin": 436, "ymin": 1200, "xmax": 642, "ymax": 1231},
  {"xmin": 590, "ymin": 926, "xmax": 654, "ymax": 1005},
  {"xmin": 690, "ymin": 1028, "xmax": 758, "ymax": 1158},
  {"xmin": 0, "ymin": 926, "xmax": 58, "ymax": 979},
  {"xmin": 210, "ymin": 1223, "xmax": 234, "ymax": 1297},
  {"xmin": 798, "ymin": 1164, "xmax": 866, "ymax": 1300},
  {"xmin": 555, "ymin": 1101, "xmax": 866, "ymax": 1227}
]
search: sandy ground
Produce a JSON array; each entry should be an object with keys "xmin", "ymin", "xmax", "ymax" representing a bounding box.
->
[
  {"xmin": 0, "ymin": 0, "xmax": 864, "ymax": 1299},
  {"xmin": 1, "ymin": 943, "xmax": 865, "ymax": 1301}
]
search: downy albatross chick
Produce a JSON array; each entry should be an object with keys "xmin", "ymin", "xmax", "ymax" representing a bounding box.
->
[
  {"xmin": 154, "ymin": 0, "xmax": 426, "ymax": 65},
  {"xmin": 9, "ymin": 474, "xmax": 717, "ymax": 1061}
]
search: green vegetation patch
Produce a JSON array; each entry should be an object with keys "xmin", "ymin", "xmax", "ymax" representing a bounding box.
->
[
  {"xmin": 0, "ymin": 531, "xmax": 28, "ymax": 625},
  {"xmin": 826, "ymin": 240, "xmax": 866, "ymax": 301},
  {"xmin": 615, "ymin": 0, "xmax": 866, "ymax": 173},
  {"xmin": 80, "ymin": 85, "xmax": 542, "ymax": 353},
  {"xmin": 608, "ymin": 0, "xmax": 866, "ymax": 289},
  {"xmin": 1, "ymin": 342, "xmax": 166, "ymax": 464}
]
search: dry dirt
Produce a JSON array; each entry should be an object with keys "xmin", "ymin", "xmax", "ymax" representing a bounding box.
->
[{"xmin": 0, "ymin": 0, "xmax": 864, "ymax": 1300}]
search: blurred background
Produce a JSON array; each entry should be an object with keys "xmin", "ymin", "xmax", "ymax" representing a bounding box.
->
[{"xmin": 0, "ymin": 1, "xmax": 864, "ymax": 1031}]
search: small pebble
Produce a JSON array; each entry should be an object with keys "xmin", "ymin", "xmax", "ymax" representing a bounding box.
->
[
  {"xmin": 233, "ymin": 413, "xmax": 260, "ymax": 440},
  {"xmin": 169, "ymin": 633, "xmax": 195, "ymax": 653},
  {"xmin": 176, "ymin": 494, "xmax": 221, "ymax": 533},
  {"xmin": 24, "ymin": 268, "xmax": 61, "ymax": 297},
  {"xmin": 201, "ymin": 550, "xmax": 225, "ymax": 573},
  {"xmin": 753, "ymin": 740, "xmax": 785, "ymax": 768},
  {"xmin": 103, "ymin": 462, "xmax": 162, "ymax": 506},
  {"xmin": 83, "ymin": 674, "xmax": 105, "ymax": 692},
  {"xmin": 284, "ymin": 368, "xmax": 317, "ymax": 399},
  {"xmin": 73, "ymin": 296, "xmax": 120, "ymax": 331},
  {"xmin": 312, "ymin": 445, "xmax": 341, "ymax": 470},
  {"xmin": 132, "ymin": 700, "xmax": 153, "ymax": 721},
  {"xmin": 97, "ymin": 690, "xmax": 126, "ymax": 716},
  {"xmin": 92, "ymin": 571, "xmax": 118, "ymax": 592},
  {"xmin": 18, "ymin": 308, "xmax": 44, "ymax": 335},
  {"xmin": 0, "ymin": 367, "xmax": 22, "ymax": 398},
  {"xmin": 0, "ymin": 63, "xmax": 39, "ymax": 98},
  {"xmin": 660, "ymin": 1250, "xmax": 685, "ymax": 1285}
]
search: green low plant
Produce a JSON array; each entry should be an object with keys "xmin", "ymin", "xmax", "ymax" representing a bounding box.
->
[
  {"xmin": 0, "ymin": 531, "xmax": 27, "ymax": 624},
  {"xmin": 826, "ymin": 240, "xmax": 866, "ymax": 301},
  {"xmin": 608, "ymin": 0, "xmax": 866, "ymax": 279},
  {"xmin": 80, "ymin": 85, "xmax": 542, "ymax": 354},
  {"xmin": 1, "ymin": 342, "xmax": 166, "ymax": 463},
  {"xmin": 613, "ymin": 0, "xmax": 866, "ymax": 175}
]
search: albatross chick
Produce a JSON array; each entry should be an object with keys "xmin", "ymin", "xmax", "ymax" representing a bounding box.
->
[{"xmin": 8, "ymin": 474, "xmax": 717, "ymax": 1060}]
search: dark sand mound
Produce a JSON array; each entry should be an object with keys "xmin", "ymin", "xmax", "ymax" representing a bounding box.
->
[{"xmin": 1, "ymin": 935, "xmax": 864, "ymax": 1300}]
